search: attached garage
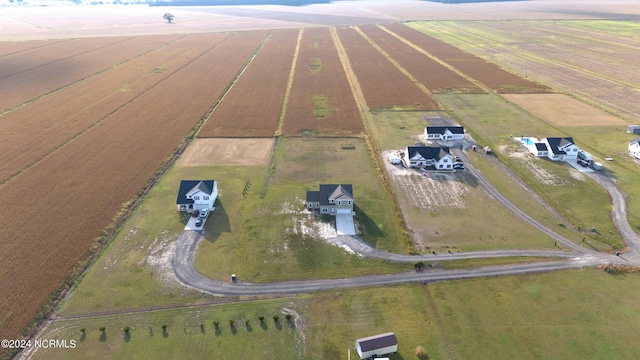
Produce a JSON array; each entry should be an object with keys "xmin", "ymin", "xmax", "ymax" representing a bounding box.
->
[{"xmin": 355, "ymin": 332, "xmax": 398, "ymax": 359}]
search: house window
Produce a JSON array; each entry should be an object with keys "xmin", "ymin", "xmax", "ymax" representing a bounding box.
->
[
  {"xmin": 194, "ymin": 196, "xmax": 200, "ymax": 200},
  {"xmin": 322, "ymin": 208, "xmax": 328, "ymax": 213},
  {"xmin": 443, "ymin": 159, "xmax": 448, "ymax": 162},
  {"xmin": 347, "ymin": 200, "xmax": 351, "ymax": 205},
  {"xmin": 204, "ymin": 196, "xmax": 209, "ymax": 200},
  {"xmin": 337, "ymin": 200, "xmax": 341, "ymax": 205},
  {"xmin": 330, "ymin": 208, "xmax": 335, "ymax": 213},
  {"xmin": 308, "ymin": 203, "xmax": 312, "ymax": 208},
  {"xmin": 330, "ymin": 199, "xmax": 334, "ymax": 203}
]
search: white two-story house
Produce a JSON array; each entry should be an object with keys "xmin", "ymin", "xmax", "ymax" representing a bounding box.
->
[
  {"xmin": 405, "ymin": 145, "xmax": 453, "ymax": 169},
  {"xmin": 424, "ymin": 126, "xmax": 464, "ymax": 141},
  {"xmin": 176, "ymin": 180, "xmax": 218, "ymax": 212},
  {"xmin": 544, "ymin": 137, "xmax": 579, "ymax": 161}
]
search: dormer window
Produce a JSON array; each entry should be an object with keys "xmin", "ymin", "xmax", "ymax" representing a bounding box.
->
[
  {"xmin": 204, "ymin": 196, "xmax": 209, "ymax": 200},
  {"xmin": 337, "ymin": 200, "xmax": 341, "ymax": 205},
  {"xmin": 330, "ymin": 199, "xmax": 334, "ymax": 204},
  {"xmin": 194, "ymin": 196, "xmax": 200, "ymax": 200}
]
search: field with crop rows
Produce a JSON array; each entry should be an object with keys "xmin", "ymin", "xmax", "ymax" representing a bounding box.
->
[
  {"xmin": 0, "ymin": 35, "xmax": 184, "ymax": 112},
  {"xmin": 198, "ymin": 29, "xmax": 299, "ymax": 138},
  {"xmin": 406, "ymin": 20, "xmax": 640, "ymax": 121},
  {"xmin": 358, "ymin": 24, "xmax": 482, "ymax": 94},
  {"xmin": 281, "ymin": 27, "xmax": 361, "ymax": 136},
  {"xmin": 0, "ymin": 32, "xmax": 265, "ymax": 342},
  {"xmin": 335, "ymin": 26, "xmax": 439, "ymax": 111},
  {"xmin": 385, "ymin": 23, "xmax": 552, "ymax": 94},
  {"xmin": 0, "ymin": 34, "xmax": 230, "ymax": 183}
]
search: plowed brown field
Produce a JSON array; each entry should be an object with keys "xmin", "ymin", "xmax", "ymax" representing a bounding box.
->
[
  {"xmin": 336, "ymin": 26, "xmax": 439, "ymax": 110},
  {"xmin": 0, "ymin": 39, "xmax": 64, "ymax": 57},
  {"xmin": 0, "ymin": 35, "xmax": 183, "ymax": 112},
  {"xmin": 382, "ymin": 23, "xmax": 551, "ymax": 94},
  {"xmin": 358, "ymin": 24, "xmax": 481, "ymax": 94},
  {"xmin": 0, "ymin": 34, "xmax": 226, "ymax": 183},
  {"xmin": 281, "ymin": 27, "xmax": 361, "ymax": 136},
  {"xmin": 0, "ymin": 32, "xmax": 264, "ymax": 343},
  {"xmin": 198, "ymin": 29, "xmax": 298, "ymax": 138}
]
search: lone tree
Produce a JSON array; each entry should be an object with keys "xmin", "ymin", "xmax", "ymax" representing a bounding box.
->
[{"xmin": 163, "ymin": 13, "xmax": 174, "ymax": 23}]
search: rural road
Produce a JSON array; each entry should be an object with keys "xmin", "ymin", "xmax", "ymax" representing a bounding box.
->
[{"xmin": 172, "ymin": 153, "xmax": 636, "ymax": 296}]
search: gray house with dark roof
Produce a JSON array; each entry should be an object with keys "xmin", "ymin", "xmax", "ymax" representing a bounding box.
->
[
  {"xmin": 424, "ymin": 126, "xmax": 464, "ymax": 141},
  {"xmin": 176, "ymin": 180, "xmax": 218, "ymax": 212},
  {"xmin": 355, "ymin": 332, "xmax": 398, "ymax": 359},
  {"xmin": 405, "ymin": 145, "xmax": 453, "ymax": 169},
  {"xmin": 306, "ymin": 184, "xmax": 354, "ymax": 215}
]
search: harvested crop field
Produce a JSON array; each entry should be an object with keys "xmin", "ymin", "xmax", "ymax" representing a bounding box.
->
[
  {"xmin": 503, "ymin": 94, "xmax": 628, "ymax": 127},
  {"xmin": 358, "ymin": 24, "xmax": 481, "ymax": 94},
  {"xmin": 335, "ymin": 26, "xmax": 439, "ymax": 110},
  {"xmin": 0, "ymin": 35, "xmax": 183, "ymax": 112},
  {"xmin": 281, "ymin": 27, "xmax": 362, "ymax": 136},
  {"xmin": 176, "ymin": 138, "xmax": 275, "ymax": 167},
  {"xmin": 198, "ymin": 29, "xmax": 299, "ymax": 138},
  {"xmin": 391, "ymin": 23, "xmax": 552, "ymax": 94},
  {"xmin": 408, "ymin": 20, "xmax": 640, "ymax": 121},
  {"xmin": 0, "ymin": 33, "xmax": 229, "ymax": 183},
  {"xmin": 0, "ymin": 32, "xmax": 266, "ymax": 343}
]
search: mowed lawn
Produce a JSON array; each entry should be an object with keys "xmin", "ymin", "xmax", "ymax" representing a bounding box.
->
[{"xmin": 40, "ymin": 269, "xmax": 640, "ymax": 359}]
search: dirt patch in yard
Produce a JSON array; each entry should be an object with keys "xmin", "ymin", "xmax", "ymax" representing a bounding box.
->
[
  {"xmin": 175, "ymin": 138, "xmax": 274, "ymax": 167},
  {"xmin": 501, "ymin": 144, "xmax": 566, "ymax": 186},
  {"xmin": 503, "ymin": 94, "xmax": 628, "ymax": 127}
]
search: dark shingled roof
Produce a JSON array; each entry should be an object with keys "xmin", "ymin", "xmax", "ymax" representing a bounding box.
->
[
  {"xmin": 176, "ymin": 180, "xmax": 215, "ymax": 205},
  {"xmin": 357, "ymin": 332, "xmax": 397, "ymax": 352},
  {"xmin": 535, "ymin": 143, "xmax": 548, "ymax": 152},
  {"xmin": 425, "ymin": 126, "xmax": 464, "ymax": 135},
  {"xmin": 546, "ymin": 137, "xmax": 575, "ymax": 155},
  {"xmin": 306, "ymin": 184, "xmax": 353, "ymax": 206},
  {"xmin": 406, "ymin": 145, "xmax": 451, "ymax": 161}
]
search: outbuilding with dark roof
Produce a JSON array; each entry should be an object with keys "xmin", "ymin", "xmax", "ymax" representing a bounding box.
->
[{"xmin": 355, "ymin": 332, "xmax": 398, "ymax": 359}]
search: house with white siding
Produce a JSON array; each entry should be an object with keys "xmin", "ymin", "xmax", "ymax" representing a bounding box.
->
[
  {"xmin": 176, "ymin": 180, "xmax": 217, "ymax": 212},
  {"xmin": 629, "ymin": 137, "xmax": 640, "ymax": 160},
  {"xmin": 355, "ymin": 332, "xmax": 398, "ymax": 359},
  {"xmin": 545, "ymin": 137, "xmax": 579, "ymax": 161},
  {"xmin": 424, "ymin": 126, "xmax": 464, "ymax": 141},
  {"xmin": 405, "ymin": 145, "xmax": 453, "ymax": 169}
]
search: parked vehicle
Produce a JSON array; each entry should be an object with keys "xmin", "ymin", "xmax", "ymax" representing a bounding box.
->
[
  {"xmin": 192, "ymin": 210, "xmax": 199, "ymax": 218},
  {"xmin": 454, "ymin": 156, "xmax": 462, "ymax": 162},
  {"xmin": 453, "ymin": 163, "xmax": 465, "ymax": 170},
  {"xmin": 199, "ymin": 208, "xmax": 209, "ymax": 218},
  {"xmin": 577, "ymin": 159, "xmax": 589, "ymax": 167},
  {"xmin": 195, "ymin": 219, "xmax": 203, "ymax": 227}
]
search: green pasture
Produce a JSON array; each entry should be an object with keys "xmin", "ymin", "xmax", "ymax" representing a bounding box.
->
[
  {"xmin": 34, "ymin": 299, "xmax": 301, "ymax": 360},
  {"xmin": 36, "ymin": 269, "xmax": 640, "ymax": 360},
  {"xmin": 436, "ymin": 93, "xmax": 622, "ymax": 248}
]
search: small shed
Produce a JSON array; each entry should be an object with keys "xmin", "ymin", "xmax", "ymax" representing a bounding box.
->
[
  {"xmin": 627, "ymin": 125, "xmax": 640, "ymax": 134},
  {"xmin": 355, "ymin": 332, "xmax": 398, "ymax": 359}
]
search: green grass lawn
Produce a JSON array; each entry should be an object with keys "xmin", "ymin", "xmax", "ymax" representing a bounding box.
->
[
  {"xmin": 195, "ymin": 137, "xmax": 410, "ymax": 283},
  {"xmin": 366, "ymin": 111, "xmax": 440, "ymax": 151},
  {"xmin": 36, "ymin": 269, "xmax": 640, "ymax": 360},
  {"xmin": 435, "ymin": 93, "xmax": 622, "ymax": 248}
]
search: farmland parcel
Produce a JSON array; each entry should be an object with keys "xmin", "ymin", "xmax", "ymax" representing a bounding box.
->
[
  {"xmin": 282, "ymin": 27, "xmax": 362, "ymax": 136},
  {"xmin": 0, "ymin": 32, "xmax": 265, "ymax": 343},
  {"xmin": 335, "ymin": 26, "xmax": 439, "ymax": 111}
]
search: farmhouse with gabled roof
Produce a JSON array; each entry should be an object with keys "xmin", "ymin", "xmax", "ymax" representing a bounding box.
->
[
  {"xmin": 306, "ymin": 184, "xmax": 354, "ymax": 215},
  {"xmin": 544, "ymin": 137, "xmax": 579, "ymax": 161},
  {"xmin": 405, "ymin": 145, "xmax": 453, "ymax": 169},
  {"xmin": 176, "ymin": 180, "xmax": 218, "ymax": 212},
  {"xmin": 629, "ymin": 137, "xmax": 640, "ymax": 160},
  {"xmin": 424, "ymin": 126, "xmax": 464, "ymax": 141}
]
